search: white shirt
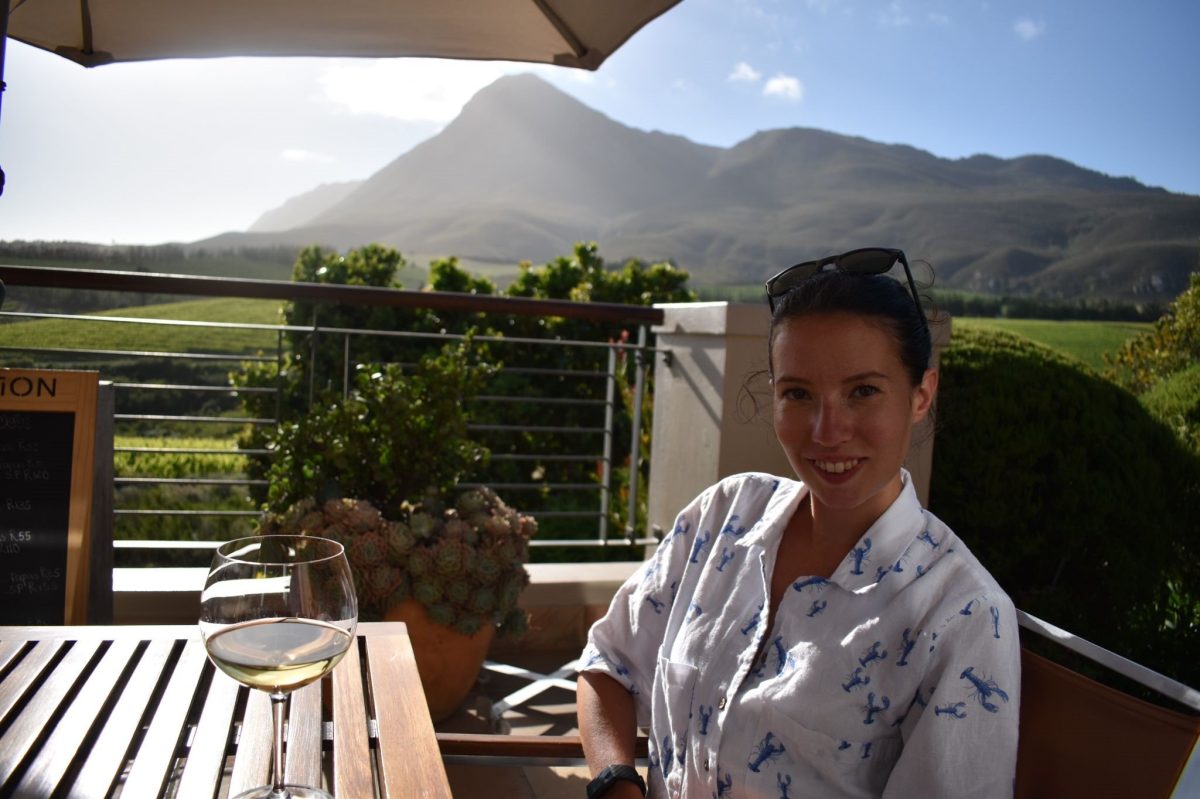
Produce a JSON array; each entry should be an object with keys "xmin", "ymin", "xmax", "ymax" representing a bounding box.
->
[{"xmin": 580, "ymin": 471, "xmax": 1020, "ymax": 799}]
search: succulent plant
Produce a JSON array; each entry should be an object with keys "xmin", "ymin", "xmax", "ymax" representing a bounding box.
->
[{"xmin": 259, "ymin": 487, "xmax": 537, "ymax": 637}]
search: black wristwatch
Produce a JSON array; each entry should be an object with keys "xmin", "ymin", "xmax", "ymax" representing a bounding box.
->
[{"xmin": 586, "ymin": 764, "xmax": 646, "ymax": 798}]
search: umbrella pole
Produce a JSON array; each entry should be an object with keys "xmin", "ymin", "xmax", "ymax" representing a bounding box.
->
[{"xmin": 0, "ymin": 0, "xmax": 9, "ymax": 195}]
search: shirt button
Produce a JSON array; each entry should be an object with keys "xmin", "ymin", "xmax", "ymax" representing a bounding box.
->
[
  {"xmin": 703, "ymin": 758, "xmax": 709, "ymax": 771},
  {"xmin": 718, "ymin": 697, "xmax": 727, "ymax": 710}
]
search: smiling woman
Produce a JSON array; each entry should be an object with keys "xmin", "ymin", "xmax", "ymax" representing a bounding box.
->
[{"xmin": 577, "ymin": 256, "xmax": 1021, "ymax": 799}]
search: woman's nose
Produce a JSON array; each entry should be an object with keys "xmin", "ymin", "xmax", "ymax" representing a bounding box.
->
[{"xmin": 812, "ymin": 401, "xmax": 852, "ymax": 446}]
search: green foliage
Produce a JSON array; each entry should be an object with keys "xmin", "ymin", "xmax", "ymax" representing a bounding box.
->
[
  {"xmin": 261, "ymin": 490, "xmax": 535, "ymax": 635},
  {"xmin": 1105, "ymin": 273, "xmax": 1200, "ymax": 393},
  {"xmin": 233, "ymin": 241, "xmax": 695, "ymax": 560},
  {"xmin": 932, "ymin": 327, "xmax": 1200, "ymax": 687},
  {"xmin": 1141, "ymin": 363, "xmax": 1200, "ymax": 455},
  {"xmin": 265, "ymin": 341, "xmax": 496, "ymax": 519}
]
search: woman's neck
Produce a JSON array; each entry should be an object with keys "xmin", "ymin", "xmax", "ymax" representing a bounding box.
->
[{"xmin": 804, "ymin": 475, "xmax": 904, "ymax": 559}]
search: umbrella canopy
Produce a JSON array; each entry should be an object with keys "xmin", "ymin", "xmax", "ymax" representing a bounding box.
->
[{"xmin": 5, "ymin": 0, "xmax": 682, "ymax": 69}]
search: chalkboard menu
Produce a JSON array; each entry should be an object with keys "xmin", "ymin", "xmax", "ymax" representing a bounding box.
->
[{"xmin": 0, "ymin": 370, "xmax": 98, "ymax": 624}]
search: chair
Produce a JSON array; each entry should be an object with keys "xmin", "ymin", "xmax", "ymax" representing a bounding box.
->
[{"xmin": 1014, "ymin": 615, "xmax": 1200, "ymax": 799}]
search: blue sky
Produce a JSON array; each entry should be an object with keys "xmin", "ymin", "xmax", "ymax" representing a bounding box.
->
[{"xmin": 1, "ymin": 0, "xmax": 1196, "ymax": 245}]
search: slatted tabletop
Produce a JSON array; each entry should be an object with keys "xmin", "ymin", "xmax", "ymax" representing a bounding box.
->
[{"xmin": 0, "ymin": 622, "xmax": 452, "ymax": 798}]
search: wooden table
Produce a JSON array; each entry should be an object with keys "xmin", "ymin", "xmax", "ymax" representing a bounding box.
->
[{"xmin": 0, "ymin": 622, "xmax": 452, "ymax": 798}]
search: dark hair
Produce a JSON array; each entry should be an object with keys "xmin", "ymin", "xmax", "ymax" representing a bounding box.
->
[{"xmin": 767, "ymin": 270, "xmax": 932, "ymax": 386}]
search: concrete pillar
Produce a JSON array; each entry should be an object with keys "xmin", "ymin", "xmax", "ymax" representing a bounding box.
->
[{"xmin": 646, "ymin": 302, "xmax": 950, "ymax": 540}]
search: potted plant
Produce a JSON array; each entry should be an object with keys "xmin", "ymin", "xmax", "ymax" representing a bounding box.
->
[{"xmin": 257, "ymin": 340, "xmax": 538, "ymax": 720}]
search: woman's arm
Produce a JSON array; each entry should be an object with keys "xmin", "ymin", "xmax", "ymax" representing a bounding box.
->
[
  {"xmin": 578, "ymin": 671, "xmax": 645, "ymax": 797},
  {"xmin": 578, "ymin": 670, "xmax": 639, "ymax": 769}
]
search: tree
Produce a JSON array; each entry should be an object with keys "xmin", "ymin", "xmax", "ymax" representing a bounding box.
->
[{"xmin": 1106, "ymin": 272, "xmax": 1200, "ymax": 393}]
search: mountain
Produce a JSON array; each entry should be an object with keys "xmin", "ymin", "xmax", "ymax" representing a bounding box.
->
[
  {"xmin": 249, "ymin": 181, "xmax": 362, "ymax": 232},
  {"xmin": 215, "ymin": 74, "xmax": 1200, "ymax": 303}
]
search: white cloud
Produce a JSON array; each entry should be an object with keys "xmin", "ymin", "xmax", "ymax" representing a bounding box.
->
[
  {"xmin": 318, "ymin": 58, "xmax": 527, "ymax": 122},
  {"xmin": 729, "ymin": 61, "xmax": 763, "ymax": 83},
  {"xmin": 763, "ymin": 73, "xmax": 804, "ymax": 101},
  {"xmin": 879, "ymin": 1, "xmax": 911, "ymax": 27},
  {"xmin": 805, "ymin": 0, "xmax": 843, "ymax": 13},
  {"xmin": 928, "ymin": 12, "xmax": 951, "ymax": 26},
  {"xmin": 1014, "ymin": 17, "xmax": 1046, "ymax": 41},
  {"xmin": 280, "ymin": 148, "xmax": 335, "ymax": 164}
]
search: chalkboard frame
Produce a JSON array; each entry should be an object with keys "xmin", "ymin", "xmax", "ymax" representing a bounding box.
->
[{"xmin": 0, "ymin": 368, "xmax": 99, "ymax": 624}]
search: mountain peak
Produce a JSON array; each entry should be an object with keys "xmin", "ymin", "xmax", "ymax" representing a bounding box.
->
[{"xmin": 243, "ymin": 74, "xmax": 1198, "ymax": 302}]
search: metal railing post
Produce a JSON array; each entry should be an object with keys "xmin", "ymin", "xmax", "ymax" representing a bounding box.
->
[
  {"xmin": 625, "ymin": 325, "xmax": 648, "ymax": 541},
  {"xmin": 598, "ymin": 345, "xmax": 617, "ymax": 544}
]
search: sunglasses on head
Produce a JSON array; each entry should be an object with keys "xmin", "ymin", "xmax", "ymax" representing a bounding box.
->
[{"xmin": 764, "ymin": 247, "xmax": 923, "ymax": 319}]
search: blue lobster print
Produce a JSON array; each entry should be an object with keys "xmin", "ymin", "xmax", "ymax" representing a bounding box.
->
[
  {"xmin": 777, "ymin": 772, "xmax": 793, "ymax": 799},
  {"xmin": 990, "ymin": 605, "xmax": 1001, "ymax": 639},
  {"xmin": 721, "ymin": 514, "xmax": 748, "ymax": 538},
  {"xmin": 792, "ymin": 575, "xmax": 829, "ymax": 592},
  {"xmin": 859, "ymin": 641, "xmax": 888, "ymax": 668},
  {"xmin": 644, "ymin": 594, "xmax": 665, "ymax": 614},
  {"xmin": 690, "ymin": 531, "xmax": 712, "ymax": 564},
  {"xmin": 698, "ymin": 704, "xmax": 714, "ymax": 735},
  {"xmin": 897, "ymin": 627, "xmax": 916, "ymax": 666},
  {"xmin": 716, "ymin": 771, "xmax": 732, "ymax": 797},
  {"xmin": 961, "ymin": 667, "xmax": 1010, "ymax": 713},
  {"xmin": 863, "ymin": 692, "xmax": 891, "ymax": 725},
  {"xmin": 716, "ymin": 547, "xmax": 736, "ymax": 572},
  {"xmin": 864, "ymin": 691, "xmax": 892, "ymax": 719},
  {"xmin": 806, "ymin": 599, "xmax": 828, "ymax": 618},
  {"xmin": 842, "ymin": 666, "xmax": 872, "ymax": 693},
  {"xmin": 935, "ymin": 702, "xmax": 967, "ymax": 719},
  {"xmin": 850, "ymin": 538, "xmax": 873, "ymax": 575},
  {"xmin": 748, "ymin": 732, "xmax": 786, "ymax": 772},
  {"xmin": 741, "ymin": 604, "xmax": 764, "ymax": 635},
  {"xmin": 917, "ymin": 530, "xmax": 941, "ymax": 549}
]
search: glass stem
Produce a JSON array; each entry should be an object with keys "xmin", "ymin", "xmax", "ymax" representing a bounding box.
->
[{"xmin": 270, "ymin": 691, "xmax": 289, "ymax": 798}]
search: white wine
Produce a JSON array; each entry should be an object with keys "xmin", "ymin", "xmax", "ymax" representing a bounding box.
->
[{"xmin": 206, "ymin": 618, "xmax": 353, "ymax": 692}]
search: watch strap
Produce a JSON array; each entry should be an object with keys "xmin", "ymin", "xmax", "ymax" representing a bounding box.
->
[{"xmin": 586, "ymin": 763, "xmax": 646, "ymax": 798}]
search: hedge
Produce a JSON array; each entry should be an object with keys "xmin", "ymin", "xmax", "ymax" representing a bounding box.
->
[{"xmin": 931, "ymin": 327, "xmax": 1200, "ymax": 692}]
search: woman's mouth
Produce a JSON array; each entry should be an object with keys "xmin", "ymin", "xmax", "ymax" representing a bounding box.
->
[{"xmin": 813, "ymin": 458, "xmax": 861, "ymax": 474}]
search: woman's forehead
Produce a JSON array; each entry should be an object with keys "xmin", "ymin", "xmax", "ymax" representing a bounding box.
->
[{"xmin": 771, "ymin": 312, "xmax": 906, "ymax": 374}]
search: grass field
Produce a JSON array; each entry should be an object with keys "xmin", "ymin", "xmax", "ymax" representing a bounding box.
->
[
  {"xmin": 953, "ymin": 317, "xmax": 1150, "ymax": 372},
  {"xmin": 1, "ymin": 298, "xmax": 283, "ymax": 353}
]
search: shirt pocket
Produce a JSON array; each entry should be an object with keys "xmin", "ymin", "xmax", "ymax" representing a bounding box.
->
[
  {"xmin": 651, "ymin": 657, "xmax": 699, "ymax": 789},
  {"xmin": 744, "ymin": 704, "xmax": 902, "ymax": 799}
]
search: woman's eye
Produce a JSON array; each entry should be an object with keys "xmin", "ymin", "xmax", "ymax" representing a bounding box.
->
[
  {"xmin": 780, "ymin": 387, "xmax": 810, "ymax": 401},
  {"xmin": 851, "ymin": 385, "xmax": 881, "ymax": 398}
]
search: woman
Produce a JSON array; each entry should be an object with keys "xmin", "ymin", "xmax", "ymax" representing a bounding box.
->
[{"xmin": 577, "ymin": 249, "xmax": 1020, "ymax": 799}]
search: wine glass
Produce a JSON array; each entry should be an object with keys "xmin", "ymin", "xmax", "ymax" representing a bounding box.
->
[{"xmin": 200, "ymin": 534, "xmax": 358, "ymax": 799}]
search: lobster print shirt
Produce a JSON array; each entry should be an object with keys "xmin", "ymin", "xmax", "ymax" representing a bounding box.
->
[{"xmin": 579, "ymin": 471, "xmax": 1020, "ymax": 799}]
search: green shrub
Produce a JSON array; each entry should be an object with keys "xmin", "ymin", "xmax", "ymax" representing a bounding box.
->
[
  {"xmin": 265, "ymin": 340, "xmax": 495, "ymax": 519},
  {"xmin": 1141, "ymin": 363, "xmax": 1200, "ymax": 455},
  {"xmin": 932, "ymin": 327, "xmax": 1200, "ymax": 688}
]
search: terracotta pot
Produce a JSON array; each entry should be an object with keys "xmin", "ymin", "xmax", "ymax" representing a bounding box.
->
[{"xmin": 383, "ymin": 598, "xmax": 495, "ymax": 722}]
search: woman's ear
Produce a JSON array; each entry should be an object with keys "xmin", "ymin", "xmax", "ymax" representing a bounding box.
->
[{"xmin": 911, "ymin": 368, "xmax": 939, "ymax": 422}]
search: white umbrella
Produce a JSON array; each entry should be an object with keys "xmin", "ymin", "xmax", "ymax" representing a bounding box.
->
[
  {"xmin": 4, "ymin": 0, "xmax": 682, "ymax": 68},
  {"xmin": 0, "ymin": 0, "xmax": 684, "ymax": 190}
]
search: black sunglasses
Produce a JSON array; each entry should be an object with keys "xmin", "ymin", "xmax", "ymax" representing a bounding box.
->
[{"xmin": 764, "ymin": 247, "xmax": 923, "ymax": 320}]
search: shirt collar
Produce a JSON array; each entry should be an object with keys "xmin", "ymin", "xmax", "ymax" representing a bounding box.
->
[
  {"xmin": 828, "ymin": 470, "xmax": 926, "ymax": 593},
  {"xmin": 738, "ymin": 470, "xmax": 926, "ymax": 594}
]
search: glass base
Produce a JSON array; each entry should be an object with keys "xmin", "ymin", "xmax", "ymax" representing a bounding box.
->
[{"xmin": 231, "ymin": 786, "xmax": 332, "ymax": 799}]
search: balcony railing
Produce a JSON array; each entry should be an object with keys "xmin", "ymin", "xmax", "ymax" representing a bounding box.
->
[{"xmin": 0, "ymin": 264, "xmax": 666, "ymax": 570}]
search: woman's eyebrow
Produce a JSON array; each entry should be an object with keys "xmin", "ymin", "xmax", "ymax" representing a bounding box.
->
[{"xmin": 844, "ymin": 371, "xmax": 891, "ymax": 383}]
